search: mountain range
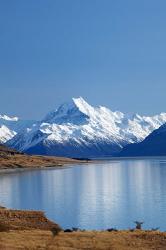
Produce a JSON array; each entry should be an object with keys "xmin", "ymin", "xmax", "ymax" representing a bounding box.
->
[
  {"xmin": 119, "ymin": 123, "xmax": 166, "ymax": 156},
  {"xmin": 1, "ymin": 97, "xmax": 166, "ymax": 158},
  {"xmin": 0, "ymin": 115, "xmax": 34, "ymax": 144}
]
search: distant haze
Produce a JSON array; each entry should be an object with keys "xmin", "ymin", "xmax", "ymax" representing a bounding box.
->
[{"xmin": 1, "ymin": 0, "xmax": 166, "ymax": 119}]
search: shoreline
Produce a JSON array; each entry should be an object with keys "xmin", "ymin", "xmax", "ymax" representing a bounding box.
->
[
  {"xmin": 0, "ymin": 165, "xmax": 70, "ymax": 175},
  {"xmin": 0, "ymin": 206, "xmax": 166, "ymax": 249},
  {"xmin": 92, "ymin": 155, "xmax": 166, "ymax": 160},
  {"xmin": 1, "ymin": 154, "xmax": 166, "ymax": 175},
  {"xmin": 0, "ymin": 162, "xmax": 91, "ymax": 175},
  {"xmin": 0, "ymin": 145, "xmax": 92, "ymax": 174}
]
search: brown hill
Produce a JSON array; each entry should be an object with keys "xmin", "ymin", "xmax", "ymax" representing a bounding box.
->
[
  {"xmin": 0, "ymin": 144, "xmax": 87, "ymax": 170},
  {"xmin": 0, "ymin": 207, "xmax": 61, "ymax": 231}
]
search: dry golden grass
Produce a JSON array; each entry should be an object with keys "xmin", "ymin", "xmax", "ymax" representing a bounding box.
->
[
  {"xmin": 0, "ymin": 208, "xmax": 61, "ymax": 231},
  {"xmin": 0, "ymin": 230, "xmax": 166, "ymax": 250},
  {"xmin": 0, "ymin": 208, "xmax": 166, "ymax": 249},
  {"xmin": 0, "ymin": 144, "xmax": 86, "ymax": 169},
  {"xmin": 0, "ymin": 154, "xmax": 84, "ymax": 169}
]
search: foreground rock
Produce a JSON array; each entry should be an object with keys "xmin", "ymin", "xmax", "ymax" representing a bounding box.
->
[{"xmin": 0, "ymin": 145, "xmax": 87, "ymax": 170}]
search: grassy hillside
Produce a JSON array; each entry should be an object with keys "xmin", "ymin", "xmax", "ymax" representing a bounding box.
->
[
  {"xmin": 0, "ymin": 144, "xmax": 87, "ymax": 169},
  {"xmin": 0, "ymin": 207, "xmax": 166, "ymax": 249}
]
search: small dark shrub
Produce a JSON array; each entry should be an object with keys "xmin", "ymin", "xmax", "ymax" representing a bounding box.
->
[
  {"xmin": 134, "ymin": 221, "xmax": 144, "ymax": 230},
  {"xmin": 64, "ymin": 229, "xmax": 73, "ymax": 233},
  {"xmin": 0, "ymin": 222, "xmax": 10, "ymax": 232},
  {"xmin": 50, "ymin": 227, "xmax": 61, "ymax": 237},
  {"xmin": 107, "ymin": 228, "xmax": 118, "ymax": 232}
]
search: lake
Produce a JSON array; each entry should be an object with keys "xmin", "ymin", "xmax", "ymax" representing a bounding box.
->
[{"xmin": 0, "ymin": 158, "xmax": 166, "ymax": 231}]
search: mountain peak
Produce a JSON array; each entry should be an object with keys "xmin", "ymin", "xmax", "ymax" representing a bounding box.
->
[
  {"xmin": 72, "ymin": 96, "xmax": 89, "ymax": 105},
  {"xmin": 0, "ymin": 115, "xmax": 18, "ymax": 121},
  {"xmin": 72, "ymin": 97, "xmax": 94, "ymax": 115},
  {"xmin": 43, "ymin": 97, "xmax": 91, "ymax": 124},
  {"xmin": 6, "ymin": 98, "xmax": 166, "ymax": 158}
]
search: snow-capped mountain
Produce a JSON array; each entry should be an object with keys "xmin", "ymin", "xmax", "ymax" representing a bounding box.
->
[
  {"xmin": 119, "ymin": 123, "xmax": 166, "ymax": 156},
  {"xmin": 7, "ymin": 97, "xmax": 166, "ymax": 157},
  {"xmin": 0, "ymin": 114, "xmax": 35, "ymax": 144}
]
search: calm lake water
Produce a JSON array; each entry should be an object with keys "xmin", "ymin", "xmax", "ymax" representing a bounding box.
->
[{"xmin": 0, "ymin": 159, "xmax": 166, "ymax": 231}]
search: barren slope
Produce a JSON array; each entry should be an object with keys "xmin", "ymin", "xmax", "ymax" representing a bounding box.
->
[{"xmin": 0, "ymin": 145, "xmax": 86, "ymax": 169}]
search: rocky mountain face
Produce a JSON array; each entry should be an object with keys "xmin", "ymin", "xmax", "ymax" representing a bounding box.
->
[{"xmin": 4, "ymin": 97, "xmax": 166, "ymax": 158}]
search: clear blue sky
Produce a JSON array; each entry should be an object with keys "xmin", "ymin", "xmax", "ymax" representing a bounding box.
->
[{"xmin": 1, "ymin": 0, "xmax": 166, "ymax": 119}]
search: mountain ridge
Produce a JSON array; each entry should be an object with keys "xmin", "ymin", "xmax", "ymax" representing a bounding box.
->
[
  {"xmin": 119, "ymin": 123, "xmax": 166, "ymax": 156},
  {"xmin": 5, "ymin": 97, "xmax": 166, "ymax": 157},
  {"xmin": 0, "ymin": 115, "xmax": 35, "ymax": 143}
]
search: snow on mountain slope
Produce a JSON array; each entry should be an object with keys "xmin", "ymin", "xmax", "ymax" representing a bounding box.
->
[
  {"xmin": 119, "ymin": 122, "xmax": 166, "ymax": 157},
  {"xmin": 0, "ymin": 115, "xmax": 18, "ymax": 121},
  {"xmin": 0, "ymin": 115, "xmax": 35, "ymax": 143},
  {"xmin": 0, "ymin": 125, "xmax": 16, "ymax": 143},
  {"xmin": 7, "ymin": 97, "xmax": 166, "ymax": 157}
]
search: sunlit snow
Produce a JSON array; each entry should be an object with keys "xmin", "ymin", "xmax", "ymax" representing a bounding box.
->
[{"xmin": 6, "ymin": 97, "xmax": 166, "ymax": 156}]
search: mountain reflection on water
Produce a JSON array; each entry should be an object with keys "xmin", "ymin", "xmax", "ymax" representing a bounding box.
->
[{"xmin": 0, "ymin": 158, "xmax": 166, "ymax": 231}]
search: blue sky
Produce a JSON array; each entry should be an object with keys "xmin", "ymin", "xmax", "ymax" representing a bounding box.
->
[{"xmin": 1, "ymin": 0, "xmax": 166, "ymax": 119}]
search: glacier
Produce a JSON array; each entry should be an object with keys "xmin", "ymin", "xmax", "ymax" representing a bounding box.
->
[{"xmin": 5, "ymin": 97, "xmax": 166, "ymax": 158}]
